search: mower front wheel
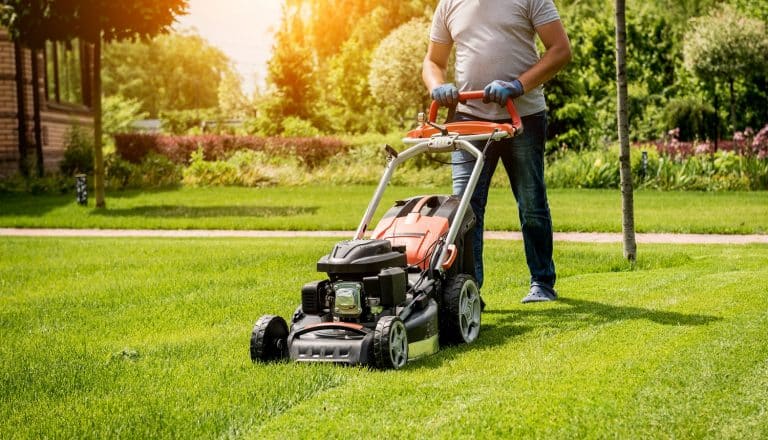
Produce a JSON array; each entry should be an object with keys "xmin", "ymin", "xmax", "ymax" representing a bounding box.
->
[
  {"xmin": 373, "ymin": 316, "xmax": 408, "ymax": 370},
  {"xmin": 250, "ymin": 315, "xmax": 289, "ymax": 362}
]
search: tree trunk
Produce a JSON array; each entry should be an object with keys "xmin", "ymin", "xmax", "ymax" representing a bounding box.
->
[
  {"xmin": 13, "ymin": 42, "xmax": 29, "ymax": 177},
  {"xmin": 615, "ymin": 0, "xmax": 636, "ymax": 263},
  {"xmin": 31, "ymin": 48, "xmax": 44, "ymax": 177},
  {"xmin": 713, "ymin": 82, "xmax": 719, "ymax": 151},
  {"xmin": 729, "ymin": 78, "xmax": 736, "ymax": 134},
  {"xmin": 93, "ymin": 36, "xmax": 106, "ymax": 208}
]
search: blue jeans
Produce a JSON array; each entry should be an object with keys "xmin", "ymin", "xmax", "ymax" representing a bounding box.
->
[{"xmin": 452, "ymin": 111, "xmax": 556, "ymax": 289}]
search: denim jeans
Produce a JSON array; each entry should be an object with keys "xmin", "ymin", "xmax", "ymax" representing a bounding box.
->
[{"xmin": 451, "ymin": 111, "xmax": 556, "ymax": 289}]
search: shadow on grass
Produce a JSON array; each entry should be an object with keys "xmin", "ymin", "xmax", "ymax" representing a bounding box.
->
[
  {"xmin": 0, "ymin": 187, "xmax": 185, "ymax": 217},
  {"xmin": 88, "ymin": 205, "xmax": 319, "ymax": 218},
  {"xmin": 485, "ymin": 297, "xmax": 721, "ymax": 327},
  {"xmin": 0, "ymin": 192, "xmax": 73, "ymax": 217},
  {"xmin": 412, "ymin": 297, "xmax": 721, "ymax": 370}
]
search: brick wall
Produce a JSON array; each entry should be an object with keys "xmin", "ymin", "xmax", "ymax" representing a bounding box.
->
[
  {"xmin": 0, "ymin": 29, "xmax": 94, "ymax": 178},
  {"xmin": 0, "ymin": 29, "xmax": 21, "ymax": 176}
]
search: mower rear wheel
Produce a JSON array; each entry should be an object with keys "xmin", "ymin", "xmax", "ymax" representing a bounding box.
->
[
  {"xmin": 250, "ymin": 315, "xmax": 289, "ymax": 362},
  {"xmin": 373, "ymin": 316, "xmax": 408, "ymax": 370},
  {"xmin": 441, "ymin": 274, "xmax": 481, "ymax": 345}
]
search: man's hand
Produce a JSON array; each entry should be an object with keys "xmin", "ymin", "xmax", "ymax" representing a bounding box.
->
[
  {"xmin": 431, "ymin": 83, "xmax": 459, "ymax": 106},
  {"xmin": 483, "ymin": 79, "xmax": 524, "ymax": 106}
]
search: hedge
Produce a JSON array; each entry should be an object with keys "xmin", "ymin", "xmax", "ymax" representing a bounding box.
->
[{"xmin": 114, "ymin": 134, "xmax": 349, "ymax": 168}]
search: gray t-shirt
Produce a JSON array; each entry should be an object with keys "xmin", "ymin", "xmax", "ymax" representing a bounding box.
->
[{"xmin": 430, "ymin": 0, "xmax": 560, "ymax": 119}]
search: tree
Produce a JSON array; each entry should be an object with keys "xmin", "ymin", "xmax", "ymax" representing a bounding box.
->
[
  {"xmin": 217, "ymin": 70, "xmax": 251, "ymax": 119},
  {"xmin": 683, "ymin": 5, "xmax": 768, "ymax": 134},
  {"xmin": 1, "ymin": 0, "xmax": 187, "ymax": 208},
  {"xmin": 264, "ymin": 0, "xmax": 433, "ymax": 133},
  {"xmin": 368, "ymin": 18, "xmax": 431, "ymax": 127},
  {"xmin": 267, "ymin": 3, "xmax": 315, "ymax": 121},
  {"xmin": 103, "ymin": 31, "xmax": 232, "ymax": 117},
  {"xmin": 614, "ymin": 0, "xmax": 637, "ymax": 263}
]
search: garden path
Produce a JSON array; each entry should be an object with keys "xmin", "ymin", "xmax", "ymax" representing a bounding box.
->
[{"xmin": 1, "ymin": 228, "xmax": 766, "ymax": 244}]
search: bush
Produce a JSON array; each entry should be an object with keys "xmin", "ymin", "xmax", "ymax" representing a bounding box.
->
[
  {"xmin": 181, "ymin": 148, "xmax": 302, "ymax": 187},
  {"xmin": 663, "ymin": 97, "xmax": 716, "ymax": 141},
  {"xmin": 0, "ymin": 174, "xmax": 72, "ymax": 194},
  {"xmin": 60, "ymin": 126, "xmax": 94, "ymax": 176},
  {"xmin": 159, "ymin": 108, "xmax": 222, "ymax": 135},
  {"xmin": 281, "ymin": 117, "xmax": 321, "ymax": 137},
  {"xmin": 546, "ymin": 143, "xmax": 768, "ymax": 191},
  {"xmin": 105, "ymin": 152, "xmax": 182, "ymax": 189},
  {"xmin": 114, "ymin": 133, "xmax": 349, "ymax": 168},
  {"xmin": 102, "ymin": 95, "xmax": 148, "ymax": 149},
  {"xmin": 114, "ymin": 133, "xmax": 161, "ymax": 163}
]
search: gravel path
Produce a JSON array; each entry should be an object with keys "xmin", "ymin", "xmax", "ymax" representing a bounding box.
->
[{"xmin": 1, "ymin": 228, "xmax": 766, "ymax": 244}]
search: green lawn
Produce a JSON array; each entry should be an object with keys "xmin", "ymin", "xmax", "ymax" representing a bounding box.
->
[
  {"xmin": 1, "ymin": 237, "xmax": 767, "ymax": 438},
  {"xmin": 1, "ymin": 186, "xmax": 767, "ymax": 234}
]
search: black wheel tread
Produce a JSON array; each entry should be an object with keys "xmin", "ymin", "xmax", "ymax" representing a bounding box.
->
[
  {"xmin": 373, "ymin": 316, "xmax": 405, "ymax": 370},
  {"xmin": 250, "ymin": 315, "xmax": 288, "ymax": 362},
  {"xmin": 440, "ymin": 274, "xmax": 479, "ymax": 345}
]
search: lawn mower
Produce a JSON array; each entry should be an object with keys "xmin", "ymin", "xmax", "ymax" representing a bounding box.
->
[{"xmin": 250, "ymin": 92, "xmax": 522, "ymax": 369}]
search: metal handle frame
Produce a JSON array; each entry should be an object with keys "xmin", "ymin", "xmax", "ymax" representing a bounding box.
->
[{"xmin": 353, "ymin": 133, "xmax": 503, "ymax": 274}]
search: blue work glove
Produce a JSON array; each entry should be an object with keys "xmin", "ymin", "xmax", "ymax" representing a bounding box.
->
[
  {"xmin": 431, "ymin": 83, "xmax": 459, "ymax": 106},
  {"xmin": 483, "ymin": 79, "xmax": 524, "ymax": 106}
]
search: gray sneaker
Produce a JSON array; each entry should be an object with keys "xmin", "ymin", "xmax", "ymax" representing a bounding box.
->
[{"xmin": 521, "ymin": 282, "xmax": 557, "ymax": 303}]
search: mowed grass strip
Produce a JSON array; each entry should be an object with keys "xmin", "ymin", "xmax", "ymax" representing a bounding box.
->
[
  {"xmin": 1, "ymin": 238, "xmax": 767, "ymax": 438},
  {"xmin": 1, "ymin": 186, "xmax": 767, "ymax": 233}
]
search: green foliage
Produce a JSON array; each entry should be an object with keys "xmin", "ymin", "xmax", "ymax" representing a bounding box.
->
[
  {"xmin": 266, "ymin": 1, "xmax": 433, "ymax": 134},
  {"xmin": 267, "ymin": 6, "xmax": 315, "ymax": 121},
  {"xmin": 59, "ymin": 126, "xmax": 94, "ymax": 176},
  {"xmin": 217, "ymin": 70, "xmax": 252, "ymax": 119},
  {"xmin": 0, "ymin": 1, "xmax": 188, "ymax": 46},
  {"xmin": 102, "ymin": 31, "xmax": 233, "ymax": 118},
  {"xmin": 368, "ymin": 19, "xmax": 431, "ymax": 127},
  {"xmin": 105, "ymin": 152, "xmax": 181, "ymax": 189},
  {"xmin": 546, "ymin": 144, "xmax": 768, "ymax": 191},
  {"xmin": 280, "ymin": 117, "xmax": 321, "ymax": 137},
  {"xmin": 159, "ymin": 108, "xmax": 220, "ymax": 135},
  {"xmin": 182, "ymin": 148, "xmax": 300, "ymax": 187},
  {"xmin": 683, "ymin": 5, "xmax": 768, "ymax": 82},
  {"xmin": 102, "ymin": 95, "xmax": 149, "ymax": 148},
  {"xmin": 683, "ymin": 5, "xmax": 768, "ymax": 130},
  {"xmin": 662, "ymin": 97, "xmax": 716, "ymax": 141}
]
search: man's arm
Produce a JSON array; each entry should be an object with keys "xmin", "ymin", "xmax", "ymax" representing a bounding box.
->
[
  {"xmin": 422, "ymin": 40, "xmax": 453, "ymax": 92},
  {"xmin": 517, "ymin": 19, "xmax": 572, "ymax": 93}
]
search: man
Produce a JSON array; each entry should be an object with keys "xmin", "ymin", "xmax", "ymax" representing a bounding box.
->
[{"xmin": 422, "ymin": 0, "xmax": 571, "ymax": 303}]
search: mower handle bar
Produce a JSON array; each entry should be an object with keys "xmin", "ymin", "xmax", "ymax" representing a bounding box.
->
[{"xmin": 427, "ymin": 90, "xmax": 522, "ymax": 129}]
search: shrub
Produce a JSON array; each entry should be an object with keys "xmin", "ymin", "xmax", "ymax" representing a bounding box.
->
[
  {"xmin": 546, "ymin": 143, "xmax": 768, "ymax": 191},
  {"xmin": 662, "ymin": 97, "xmax": 716, "ymax": 142},
  {"xmin": 281, "ymin": 117, "xmax": 321, "ymax": 137},
  {"xmin": 105, "ymin": 152, "xmax": 182, "ymax": 189},
  {"xmin": 114, "ymin": 133, "xmax": 349, "ymax": 168},
  {"xmin": 114, "ymin": 133, "xmax": 161, "ymax": 163},
  {"xmin": 182, "ymin": 148, "xmax": 302, "ymax": 187},
  {"xmin": 102, "ymin": 95, "xmax": 148, "ymax": 149},
  {"xmin": 60, "ymin": 126, "xmax": 94, "ymax": 176}
]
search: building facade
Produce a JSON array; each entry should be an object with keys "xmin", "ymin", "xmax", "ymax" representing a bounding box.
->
[{"xmin": 0, "ymin": 29, "xmax": 94, "ymax": 177}]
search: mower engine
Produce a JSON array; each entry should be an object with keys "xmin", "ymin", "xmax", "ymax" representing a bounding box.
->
[{"xmin": 313, "ymin": 239, "xmax": 407, "ymax": 323}]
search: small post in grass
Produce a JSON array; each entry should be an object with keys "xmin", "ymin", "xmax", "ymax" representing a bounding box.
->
[{"xmin": 75, "ymin": 174, "xmax": 88, "ymax": 206}]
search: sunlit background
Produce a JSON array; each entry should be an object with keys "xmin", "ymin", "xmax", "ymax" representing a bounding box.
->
[{"xmin": 175, "ymin": 0, "xmax": 282, "ymax": 94}]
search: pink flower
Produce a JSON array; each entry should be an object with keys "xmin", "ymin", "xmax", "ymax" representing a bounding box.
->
[{"xmin": 694, "ymin": 142, "xmax": 711, "ymax": 155}]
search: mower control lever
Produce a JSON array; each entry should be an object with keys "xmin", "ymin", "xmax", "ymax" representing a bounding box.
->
[{"xmin": 426, "ymin": 120, "xmax": 449, "ymax": 136}]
